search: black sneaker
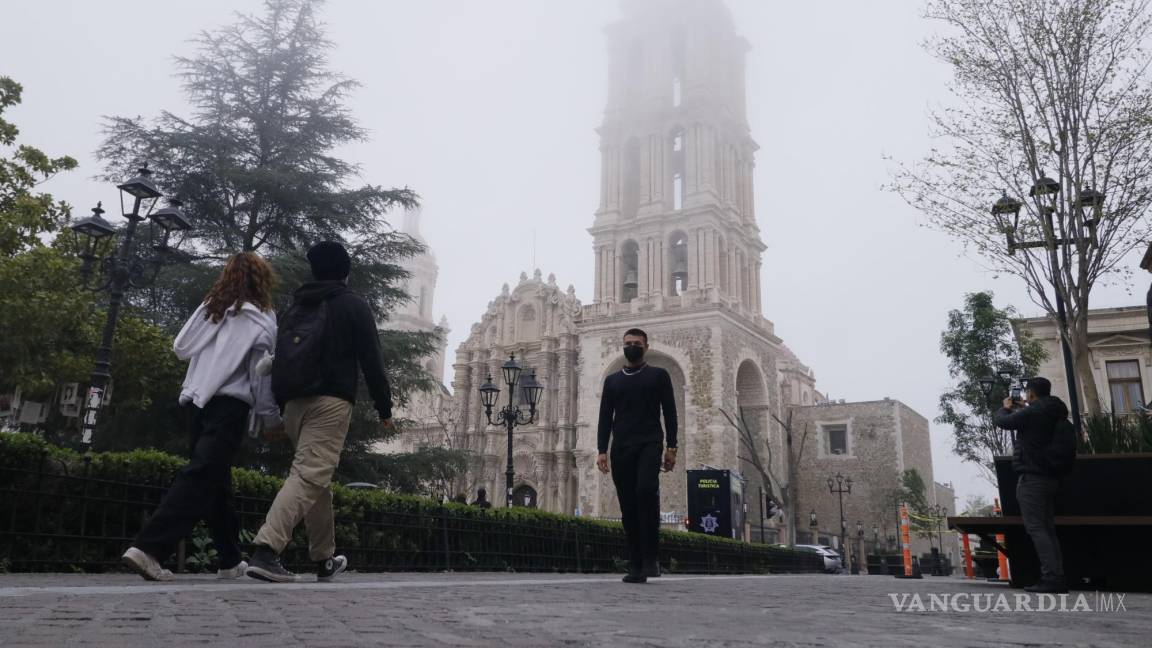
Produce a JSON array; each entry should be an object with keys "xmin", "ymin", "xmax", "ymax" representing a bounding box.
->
[
  {"xmin": 317, "ymin": 555, "xmax": 348, "ymax": 582},
  {"xmin": 642, "ymin": 559, "xmax": 661, "ymax": 578},
  {"xmin": 1025, "ymin": 578, "xmax": 1069, "ymax": 594},
  {"xmin": 622, "ymin": 570, "xmax": 648, "ymax": 584},
  {"xmin": 246, "ymin": 545, "xmax": 298, "ymax": 583}
]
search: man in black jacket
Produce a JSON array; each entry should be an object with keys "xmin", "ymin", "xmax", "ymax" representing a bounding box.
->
[
  {"xmin": 993, "ymin": 376, "xmax": 1068, "ymax": 594},
  {"xmin": 248, "ymin": 241, "xmax": 393, "ymax": 583},
  {"xmin": 597, "ymin": 328, "xmax": 678, "ymax": 584}
]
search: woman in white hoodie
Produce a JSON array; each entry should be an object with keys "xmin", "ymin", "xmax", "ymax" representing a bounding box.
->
[{"xmin": 122, "ymin": 252, "xmax": 282, "ymax": 581}]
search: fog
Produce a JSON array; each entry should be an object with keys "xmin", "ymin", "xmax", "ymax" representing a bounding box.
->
[{"xmin": 5, "ymin": 0, "xmax": 1146, "ymax": 508}]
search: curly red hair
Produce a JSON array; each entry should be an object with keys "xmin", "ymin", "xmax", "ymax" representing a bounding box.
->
[{"xmin": 203, "ymin": 252, "xmax": 277, "ymax": 322}]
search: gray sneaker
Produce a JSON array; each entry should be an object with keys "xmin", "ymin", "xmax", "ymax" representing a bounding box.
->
[{"xmin": 122, "ymin": 547, "xmax": 174, "ymax": 581}]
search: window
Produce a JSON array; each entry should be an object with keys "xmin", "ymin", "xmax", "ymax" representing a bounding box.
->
[
  {"xmin": 673, "ymin": 133, "xmax": 683, "ymax": 152},
  {"xmin": 1107, "ymin": 360, "xmax": 1145, "ymax": 413},
  {"xmin": 673, "ymin": 173, "xmax": 684, "ymax": 211},
  {"xmin": 824, "ymin": 425, "xmax": 848, "ymax": 455},
  {"xmin": 672, "ymin": 77, "xmax": 682, "ymax": 107}
]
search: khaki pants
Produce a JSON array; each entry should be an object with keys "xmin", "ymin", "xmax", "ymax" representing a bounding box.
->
[{"xmin": 254, "ymin": 395, "xmax": 352, "ymax": 560}]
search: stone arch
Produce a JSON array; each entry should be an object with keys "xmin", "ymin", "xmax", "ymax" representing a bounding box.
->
[
  {"xmin": 512, "ymin": 484, "xmax": 538, "ymax": 508},
  {"xmin": 735, "ymin": 359, "xmax": 772, "ymax": 513}
]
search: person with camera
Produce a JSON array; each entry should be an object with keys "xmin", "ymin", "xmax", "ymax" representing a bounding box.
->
[
  {"xmin": 993, "ymin": 376, "xmax": 1070, "ymax": 594},
  {"xmin": 596, "ymin": 328, "xmax": 678, "ymax": 584}
]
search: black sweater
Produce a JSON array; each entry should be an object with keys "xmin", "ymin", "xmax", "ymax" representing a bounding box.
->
[
  {"xmin": 597, "ymin": 364, "xmax": 677, "ymax": 453},
  {"xmin": 289, "ymin": 281, "xmax": 393, "ymax": 419}
]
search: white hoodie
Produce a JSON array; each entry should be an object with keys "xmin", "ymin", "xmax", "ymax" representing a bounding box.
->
[{"xmin": 173, "ymin": 302, "xmax": 281, "ymax": 431}]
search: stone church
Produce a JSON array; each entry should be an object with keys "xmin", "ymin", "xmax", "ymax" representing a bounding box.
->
[{"xmin": 385, "ymin": 0, "xmax": 947, "ymax": 549}]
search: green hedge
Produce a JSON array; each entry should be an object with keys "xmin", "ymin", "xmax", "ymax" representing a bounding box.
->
[{"xmin": 0, "ymin": 432, "xmax": 824, "ymax": 575}]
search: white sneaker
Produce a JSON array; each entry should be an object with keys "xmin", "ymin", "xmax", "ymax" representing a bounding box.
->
[
  {"xmin": 217, "ymin": 560, "xmax": 248, "ymax": 579},
  {"xmin": 122, "ymin": 547, "xmax": 175, "ymax": 581}
]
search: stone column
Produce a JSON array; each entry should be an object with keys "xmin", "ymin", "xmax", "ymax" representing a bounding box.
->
[
  {"xmin": 593, "ymin": 247, "xmax": 603, "ymax": 303},
  {"xmin": 687, "ymin": 228, "xmax": 700, "ymax": 291},
  {"xmin": 638, "ymin": 237, "xmax": 650, "ymax": 298}
]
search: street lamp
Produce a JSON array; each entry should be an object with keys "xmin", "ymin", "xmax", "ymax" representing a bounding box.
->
[
  {"xmin": 478, "ymin": 353, "xmax": 544, "ymax": 508},
  {"xmin": 827, "ymin": 473, "xmax": 852, "ymax": 570},
  {"xmin": 854, "ymin": 521, "xmax": 865, "ymax": 575},
  {"xmin": 990, "ymin": 180, "xmax": 1101, "ymax": 438},
  {"xmin": 68, "ymin": 164, "xmax": 191, "ymax": 444}
]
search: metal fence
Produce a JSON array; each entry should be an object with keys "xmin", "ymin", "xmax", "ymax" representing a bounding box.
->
[{"xmin": 0, "ymin": 453, "xmax": 824, "ymax": 575}]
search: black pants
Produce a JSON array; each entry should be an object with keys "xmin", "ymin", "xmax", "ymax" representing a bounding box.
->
[
  {"xmin": 134, "ymin": 396, "xmax": 248, "ymax": 569},
  {"xmin": 611, "ymin": 441, "xmax": 662, "ymax": 570},
  {"xmin": 1016, "ymin": 473, "xmax": 1064, "ymax": 580}
]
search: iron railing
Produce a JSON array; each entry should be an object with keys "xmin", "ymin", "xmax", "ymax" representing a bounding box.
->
[{"xmin": 0, "ymin": 452, "xmax": 824, "ymax": 575}]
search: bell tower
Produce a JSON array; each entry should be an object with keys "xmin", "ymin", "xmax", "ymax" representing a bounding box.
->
[
  {"xmin": 589, "ymin": 0, "xmax": 765, "ymax": 319},
  {"xmin": 576, "ymin": 0, "xmax": 783, "ymax": 522}
]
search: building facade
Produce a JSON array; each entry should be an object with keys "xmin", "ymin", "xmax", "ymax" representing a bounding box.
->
[
  {"xmin": 1013, "ymin": 306, "xmax": 1151, "ymax": 415},
  {"xmin": 387, "ymin": 0, "xmax": 939, "ymax": 548}
]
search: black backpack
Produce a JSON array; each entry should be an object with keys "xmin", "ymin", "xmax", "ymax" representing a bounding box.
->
[
  {"xmin": 1046, "ymin": 417, "xmax": 1078, "ymax": 475},
  {"xmin": 271, "ymin": 300, "xmax": 330, "ymax": 403}
]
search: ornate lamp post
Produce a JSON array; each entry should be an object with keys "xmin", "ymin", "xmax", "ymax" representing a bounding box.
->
[
  {"xmin": 808, "ymin": 509, "xmax": 818, "ymax": 544},
  {"xmin": 478, "ymin": 353, "xmax": 544, "ymax": 508},
  {"xmin": 990, "ymin": 180, "xmax": 1104, "ymax": 436},
  {"xmin": 68, "ymin": 164, "xmax": 191, "ymax": 444},
  {"xmin": 827, "ymin": 473, "xmax": 852, "ymax": 569}
]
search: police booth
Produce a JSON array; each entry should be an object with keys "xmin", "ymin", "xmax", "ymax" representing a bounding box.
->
[{"xmin": 686, "ymin": 469, "xmax": 746, "ymax": 541}]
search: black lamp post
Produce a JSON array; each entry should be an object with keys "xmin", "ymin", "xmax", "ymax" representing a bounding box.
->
[
  {"xmin": 478, "ymin": 353, "xmax": 544, "ymax": 508},
  {"xmin": 808, "ymin": 509, "xmax": 818, "ymax": 544},
  {"xmin": 930, "ymin": 503, "xmax": 949, "ymax": 575},
  {"xmin": 69, "ymin": 164, "xmax": 191, "ymax": 444},
  {"xmin": 827, "ymin": 473, "xmax": 852, "ymax": 569},
  {"xmin": 990, "ymin": 180, "xmax": 1103, "ymax": 438}
]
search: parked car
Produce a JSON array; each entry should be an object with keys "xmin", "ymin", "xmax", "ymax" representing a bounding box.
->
[{"xmin": 795, "ymin": 544, "xmax": 842, "ymax": 573}]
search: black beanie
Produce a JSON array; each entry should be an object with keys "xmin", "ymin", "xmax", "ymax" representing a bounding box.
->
[{"xmin": 307, "ymin": 241, "xmax": 351, "ymax": 281}]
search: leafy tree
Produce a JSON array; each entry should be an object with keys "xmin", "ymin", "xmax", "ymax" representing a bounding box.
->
[
  {"xmin": 96, "ymin": 0, "xmax": 445, "ymax": 484},
  {"xmin": 0, "ymin": 77, "xmax": 76, "ymax": 257},
  {"xmin": 961, "ymin": 494, "xmax": 995, "ymax": 517},
  {"xmin": 936, "ymin": 292, "xmax": 1047, "ymax": 482},
  {"xmin": 0, "ymin": 77, "xmax": 182, "ymax": 447},
  {"xmin": 891, "ymin": 0, "xmax": 1152, "ymax": 414},
  {"xmin": 899, "ymin": 468, "xmax": 933, "ymax": 537}
]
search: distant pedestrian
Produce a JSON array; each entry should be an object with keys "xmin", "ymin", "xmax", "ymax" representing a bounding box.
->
[
  {"xmin": 993, "ymin": 376, "xmax": 1070, "ymax": 593},
  {"xmin": 247, "ymin": 241, "xmax": 393, "ymax": 583},
  {"xmin": 473, "ymin": 488, "xmax": 492, "ymax": 509},
  {"xmin": 122, "ymin": 252, "xmax": 281, "ymax": 581},
  {"xmin": 597, "ymin": 328, "xmax": 677, "ymax": 584}
]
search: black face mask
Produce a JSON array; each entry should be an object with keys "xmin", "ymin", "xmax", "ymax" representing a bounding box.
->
[{"xmin": 623, "ymin": 345, "xmax": 645, "ymax": 363}]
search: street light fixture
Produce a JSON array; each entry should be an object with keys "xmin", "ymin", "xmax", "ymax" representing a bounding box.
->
[
  {"xmin": 989, "ymin": 178, "xmax": 1098, "ymax": 438},
  {"xmin": 68, "ymin": 164, "xmax": 190, "ymax": 444},
  {"xmin": 479, "ymin": 353, "xmax": 543, "ymax": 508},
  {"xmin": 827, "ymin": 473, "xmax": 851, "ymax": 571}
]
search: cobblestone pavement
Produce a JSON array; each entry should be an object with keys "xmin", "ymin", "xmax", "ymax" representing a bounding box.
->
[{"xmin": 0, "ymin": 572, "xmax": 1148, "ymax": 647}]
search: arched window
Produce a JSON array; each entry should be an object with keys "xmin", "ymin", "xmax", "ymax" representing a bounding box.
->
[
  {"xmin": 673, "ymin": 173, "xmax": 684, "ymax": 211},
  {"xmin": 669, "ymin": 232, "xmax": 688, "ymax": 296},
  {"xmin": 621, "ymin": 240, "xmax": 639, "ymax": 303},
  {"xmin": 672, "ymin": 77, "xmax": 682, "ymax": 107}
]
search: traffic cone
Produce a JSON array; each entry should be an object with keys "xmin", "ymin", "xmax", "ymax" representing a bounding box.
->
[
  {"xmin": 992, "ymin": 498, "xmax": 1010, "ymax": 583},
  {"xmin": 894, "ymin": 502, "xmax": 921, "ymax": 579},
  {"xmin": 961, "ymin": 532, "xmax": 975, "ymax": 580}
]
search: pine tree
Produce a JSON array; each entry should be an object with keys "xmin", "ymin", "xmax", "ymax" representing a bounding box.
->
[{"xmin": 96, "ymin": 0, "xmax": 455, "ymax": 483}]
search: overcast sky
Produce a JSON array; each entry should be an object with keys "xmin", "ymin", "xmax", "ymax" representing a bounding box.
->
[{"xmin": 5, "ymin": 0, "xmax": 1147, "ymax": 508}]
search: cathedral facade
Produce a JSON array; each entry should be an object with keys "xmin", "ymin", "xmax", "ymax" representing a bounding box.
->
[{"xmin": 387, "ymin": 0, "xmax": 942, "ymax": 549}]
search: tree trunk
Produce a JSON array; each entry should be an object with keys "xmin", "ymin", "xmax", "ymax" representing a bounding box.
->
[{"xmin": 1072, "ymin": 330, "xmax": 1103, "ymax": 414}]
